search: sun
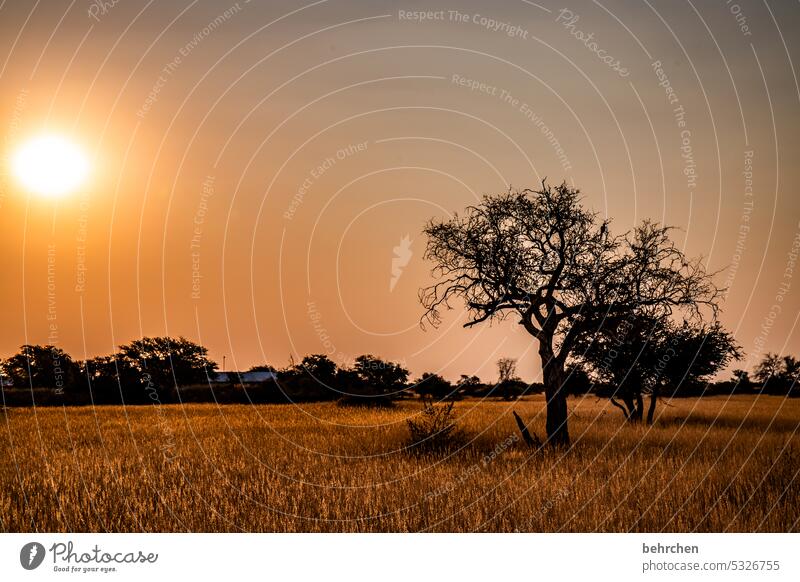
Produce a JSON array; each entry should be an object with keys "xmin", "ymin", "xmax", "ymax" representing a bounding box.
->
[{"xmin": 11, "ymin": 134, "xmax": 90, "ymax": 198}]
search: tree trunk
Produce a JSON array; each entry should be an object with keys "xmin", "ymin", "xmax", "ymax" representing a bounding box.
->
[
  {"xmin": 540, "ymin": 341, "xmax": 570, "ymax": 447},
  {"xmin": 646, "ymin": 386, "xmax": 659, "ymax": 425},
  {"xmin": 633, "ymin": 392, "xmax": 644, "ymax": 422},
  {"xmin": 622, "ymin": 394, "xmax": 636, "ymax": 420}
]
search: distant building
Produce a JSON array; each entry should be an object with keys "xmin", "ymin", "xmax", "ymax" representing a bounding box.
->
[{"xmin": 210, "ymin": 371, "xmax": 277, "ymax": 384}]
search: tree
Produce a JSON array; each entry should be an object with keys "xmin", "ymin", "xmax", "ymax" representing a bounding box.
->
[
  {"xmin": 754, "ymin": 353, "xmax": 800, "ymax": 395},
  {"xmin": 753, "ymin": 352, "xmax": 782, "ymax": 384},
  {"xmin": 276, "ymin": 354, "xmax": 339, "ymax": 401},
  {"xmin": 352, "ymin": 354, "xmax": 409, "ymax": 395},
  {"xmin": 782, "ymin": 356, "xmax": 800, "ymax": 379},
  {"xmin": 333, "ymin": 355, "xmax": 409, "ymax": 406},
  {"xmin": 117, "ymin": 336, "xmax": 216, "ymax": 402},
  {"xmin": 2, "ymin": 344, "xmax": 79, "ymax": 393},
  {"xmin": 574, "ymin": 316, "xmax": 740, "ymax": 424},
  {"xmin": 496, "ymin": 358, "xmax": 517, "ymax": 383},
  {"xmin": 779, "ymin": 356, "xmax": 800, "ymax": 396},
  {"xmin": 732, "ymin": 369, "xmax": 750, "ymax": 385},
  {"xmin": 296, "ymin": 354, "xmax": 338, "ymax": 387},
  {"xmin": 456, "ymin": 374, "xmax": 482, "ymax": 397},
  {"xmin": 83, "ymin": 354, "xmax": 144, "ymax": 403},
  {"xmin": 420, "ymin": 181, "xmax": 721, "ymax": 446},
  {"xmin": 414, "ymin": 372, "xmax": 454, "ymax": 399},
  {"xmin": 496, "ymin": 357, "xmax": 520, "ymax": 400},
  {"xmin": 662, "ymin": 321, "xmax": 742, "ymax": 396},
  {"xmin": 729, "ymin": 369, "xmax": 752, "ymax": 394}
]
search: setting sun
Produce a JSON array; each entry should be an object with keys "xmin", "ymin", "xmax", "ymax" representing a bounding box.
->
[{"xmin": 11, "ymin": 134, "xmax": 90, "ymax": 198}]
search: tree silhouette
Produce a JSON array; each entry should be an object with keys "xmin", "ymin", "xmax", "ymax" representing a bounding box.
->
[
  {"xmin": 456, "ymin": 374, "xmax": 482, "ymax": 397},
  {"xmin": 574, "ymin": 316, "xmax": 740, "ymax": 424},
  {"xmin": 731, "ymin": 369, "xmax": 751, "ymax": 391},
  {"xmin": 117, "ymin": 336, "xmax": 216, "ymax": 402},
  {"xmin": 84, "ymin": 354, "xmax": 143, "ymax": 403},
  {"xmin": 274, "ymin": 354, "xmax": 339, "ymax": 402},
  {"xmin": 352, "ymin": 354, "xmax": 409, "ymax": 395},
  {"xmin": 754, "ymin": 353, "xmax": 800, "ymax": 395},
  {"xmin": 333, "ymin": 355, "xmax": 410, "ymax": 406},
  {"xmin": 496, "ymin": 357, "xmax": 520, "ymax": 400},
  {"xmin": 496, "ymin": 358, "xmax": 517, "ymax": 383},
  {"xmin": 413, "ymin": 372, "xmax": 454, "ymax": 399},
  {"xmin": 297, "ymin": 354, "xmax": 338, "ymax": 387},
  {"xmin": 420, "ymin": 181, "xmax": 721, "ymax": 446},
  {"xmin": 2, "ymin": 344, "xmax": 79, "ymax": 393},
  {"xmin": 754, "ymin": 352, "xmax": 782, "ymax": 384}
]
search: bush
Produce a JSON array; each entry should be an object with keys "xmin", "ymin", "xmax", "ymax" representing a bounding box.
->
[{"xmin": 406, "ymin": 397, "xmax": 463, "ymax": 453}]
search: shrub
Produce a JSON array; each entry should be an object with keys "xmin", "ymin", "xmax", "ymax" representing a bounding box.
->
[{"xmin": 406, "ymin": 397, "xmax": 463, "ymax": 453}]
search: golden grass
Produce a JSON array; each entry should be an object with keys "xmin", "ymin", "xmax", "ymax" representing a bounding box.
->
[{"xmin": 1, "ymin": 395, "xmax": 798, "ymax": 532}]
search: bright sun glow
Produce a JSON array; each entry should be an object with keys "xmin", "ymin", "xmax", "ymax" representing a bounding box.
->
[{"xmin": 11, "ymin": 135, "xmax": 90, "ymax": 198}]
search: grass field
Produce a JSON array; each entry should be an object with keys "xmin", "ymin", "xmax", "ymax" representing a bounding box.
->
[{"xmin": 1, "ymin": 395, "xmax": 798, "ymax": 532}]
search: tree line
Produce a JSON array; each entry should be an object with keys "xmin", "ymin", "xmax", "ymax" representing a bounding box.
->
[
  {"xmin": 0, "ymin": 336, "xmax": 795, "ymax": 408},
  {"xmin": 0, "ymin": 339, "xmax": 520, "ymax": 406}
]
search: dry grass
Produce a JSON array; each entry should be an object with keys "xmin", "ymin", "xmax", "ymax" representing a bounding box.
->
[{"xmin": 1, "ymin": 395, "xmax": 798, "ymax": 532}]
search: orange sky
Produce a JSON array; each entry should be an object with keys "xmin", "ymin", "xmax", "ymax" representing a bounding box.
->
[{"xmin": 1, "ymin": 0, "xmax": 799, "ymax": 382}]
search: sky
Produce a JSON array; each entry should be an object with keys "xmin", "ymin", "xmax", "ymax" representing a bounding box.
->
[{"xmin": 0, "ymin": 0, "xmax": 798, "ymax": 382}]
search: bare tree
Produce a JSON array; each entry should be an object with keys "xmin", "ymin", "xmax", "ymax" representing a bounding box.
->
[
  {"xmin": 496, "ymin": 357, "xmax": 518, "ymax": 400},
  {"xmin": 420, "ymin": 181, "xmax": 722, "ymax": 447},
  {"xmin": 496, "ymin": 358, "xmax": 517, "ymax": 383}
]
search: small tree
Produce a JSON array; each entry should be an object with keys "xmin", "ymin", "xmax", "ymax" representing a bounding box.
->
[
  {"xmin": 414, "ymin": 372, "xmax": 454, "ymax": 399},
  {"xmin": 497, "ymin": 358, "xmax": 517, "ymax": 383},
  {"xmin": 753, "ymin": 353, "xmax": 782, "ymax": 385},
  {"xmin": 421, "ymin": 181, "xmax": 722, "ymax": 446},
  {"xmin": 496, "ymin": 357, "xmax": 520, "ymax": 400},
  {"xmin": 334, "ymin": 355, "xmax": 409, "ymax": 406},
  {"xmin": 296, "ymin": 354, "xmax": 338, "ymax": 387},
  {"xmin": 456, "ymin": 374, "xmax": 482, "ymax": 397},
  {"xmin": 730, "ymin": 369, "xmax": 752, "ymax": 394},
  {"xmin": 352, "ymin": 354, "xmax": 409, "ymax": 395},
  {"xmin": 574, "ymin": 317, "xmax": 740, "ymax": 424},
  {"xmin": 754, "ymin": 353, "xmax": 800, "ymax": 395}
]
